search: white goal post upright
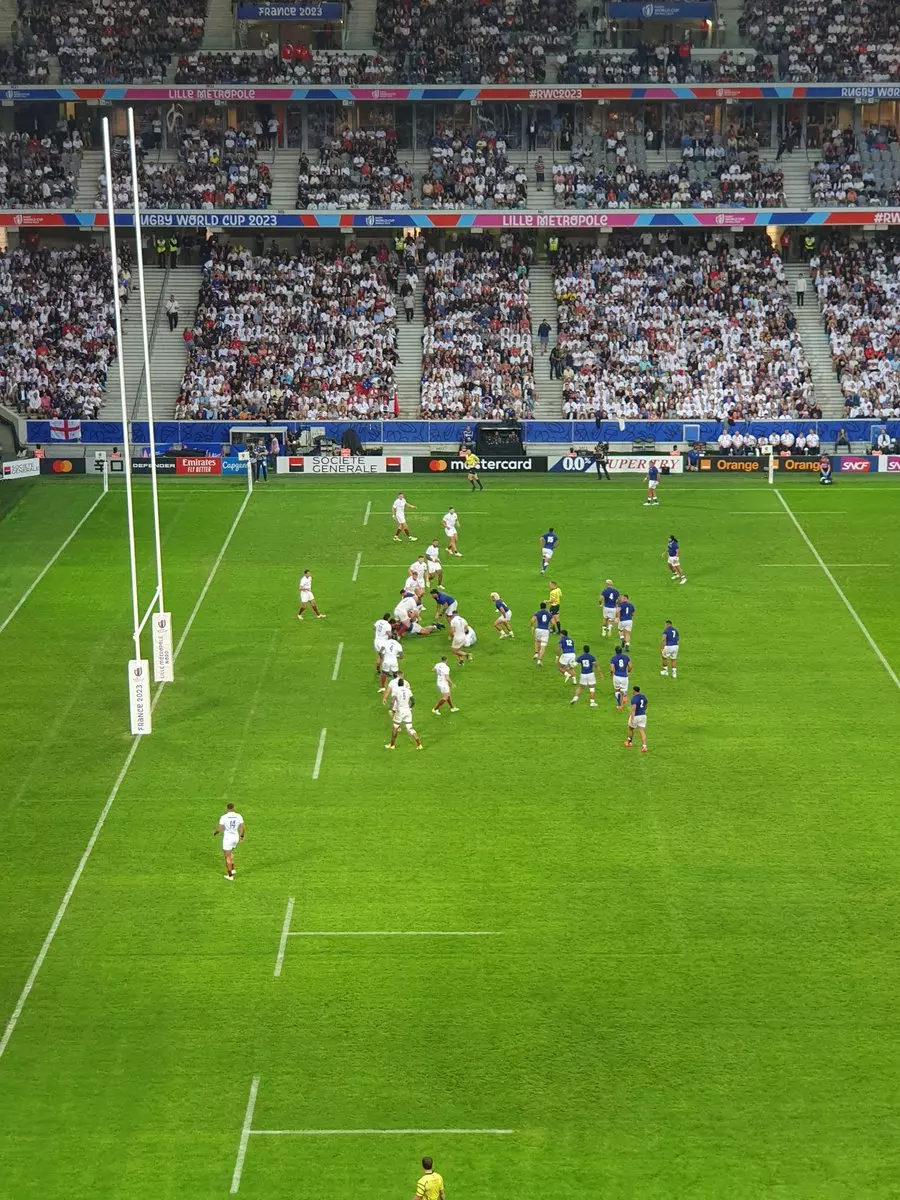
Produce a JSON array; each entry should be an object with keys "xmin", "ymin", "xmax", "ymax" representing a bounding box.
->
[
  {"xmin": 126, "ymin": 106, "xmax": 174, "ymax": 686},
  {"xmin": 102, "ymin": 115, "xmax": 152, "ymax": 734},
  {"xmin": 764, "ymin": 444, "xmax": 775, "ymax": 485}
]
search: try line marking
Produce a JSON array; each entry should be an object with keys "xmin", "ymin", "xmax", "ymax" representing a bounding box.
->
[
  {"xmin": 0, "ymin": 489, "xmax": 107, "ymax": 636},
  {"xmin": 0, "ymin": 488, "xmax": 253, "ymax": 1065},
  {"xmin": 775, "ymin": 488, "xmax": 900, "ymax": 691}
]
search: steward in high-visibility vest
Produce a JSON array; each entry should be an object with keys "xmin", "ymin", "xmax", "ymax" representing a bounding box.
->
[
  {"xmin": 155, "ymin": 236, "xmax": 167, "ymax": 268},
  {"xmin": 168, "ymin": 236, "xmax": 178, "ymax": 268}
]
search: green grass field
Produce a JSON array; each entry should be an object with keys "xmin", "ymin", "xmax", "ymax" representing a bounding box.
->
[{"xmin": 2, "ymin": 470, "xmax": 900, "ymax": 1199}]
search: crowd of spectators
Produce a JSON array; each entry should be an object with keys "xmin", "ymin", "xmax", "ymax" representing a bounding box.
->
[
  {"xmin": 420, "ymin": 241, "xmax": 535, "ymax": 419},
  {"xmin": 174, "ymin": 48, "xmax": 396, "ymax": 86},
  {"xmin": 558, "ymin": 46, "xmax": 775, "ymax": 85},
  {"xmin": 27, "ymin": 0, "xmax": 205, "ymax": 84},
  {"xmin": 0, "ymin": 38, "xmax": 51, "ymax": 83},
  {"xmin": 375, "ymin": 0, "xmax": 574, "ymax": 83},
  {"xmin": 815, "ymin": 239, "xmax": 900, "ymax": 418},
  {"xmin": 175, "ymin": 241, "xmax": 400, "ymax": 420},
  {"xmin": 98, "ymin": 125, "xmax": 271, "ymax": 211},
  {"xmin": 552, "ymin": 236, "xmax": 817, "ymax": 421},
  {"xmin": 1, "ymin": 244, "xmax": 125, "ymax": 419},
  {"xmin": 0, "ymin": 130, "xmax": 81, "ymax": 208},
  {"xmin": 422, "ymin": 130, "xmax": 527, "ymax": 209},
  {"xmin": 809, "ymin": 127, "xmax": 900, "ymax": 206},
  {"xmin": 297, "ymin": 128, "xmax": 412, "ymax": 210},
  {"xmin": 741, "ymin": 0, "xmax": 900, "ymax": 81}
]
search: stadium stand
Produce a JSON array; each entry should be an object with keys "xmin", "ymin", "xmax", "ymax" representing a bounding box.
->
[
  {"xmin": 809, "ymin": 127, "xmax": 900, "ymax": 206},
  {"xmin": 175, "ymin": 48, "xmax": 397, "ymax": 85},
  {"xmin": 421, "ymin": 130, "xmax": 527, "ymax": 209},
  {"xmin": 174, "ymin": 242, "xmax": 400, "ymax": 420},
  {"xmin": 0, "ymin": 130, "xmax": 81, "ymax": 208},
  {"xmin": 741, "ymin": 0, "xmax": 900, "ymax": 81},
  {"xmin": 297, "ymin": 128, "xmax": 413, "ymax": 210},
  {"xmin": 558, "ymin": 46, "xmax": 775, "ymax": 85}
]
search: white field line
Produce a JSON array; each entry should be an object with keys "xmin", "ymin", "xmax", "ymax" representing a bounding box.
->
[
  {"xmin": 363, "ymin": 563, "xmax": 491, "ymax": 569},
  {"xmin": 730, "ymin": 510, "xmax": 846, "ymax": 515},
  {"xmin": 0, "ymin": 491, "xmax": 253, "ymax": 1064},
  {"xmin": 363, "ymin": 501, "xmax": 371, "ymax": 525},
  {"xmin": 775, "ymin": 488, "xmax": 900, "ymax": 691},
  {"xmin": 287, "ymin": 931, "xmax": 502, "ymax": 937},
  {"xmin": 312, "ymin": 728, "xmax": 327, "ymax": 780},
  {"xmin": 760, "ymin": 563, "xmax": 891, "ymax": 568},
  {"xmin": 273, "ymin": 897, "xmax": 295, "ymax": 979},
  {"xmin": 0, "ymin": 490, "xmax": 107, "ymax": 635},
  {"xmin": 249, "ymin": 1128, "xmax": 515, "ymax": 1136},
  {"xmin": 230, "ymin": 1075, "xmax": 261, "ymax": 1193},
  {"xmin": 331, "ymin": 642, "xmax": 343, "ymax": 681},
  {"xmin": 351, "ymin": 551, "xmax": 361, "ymax": 582}
]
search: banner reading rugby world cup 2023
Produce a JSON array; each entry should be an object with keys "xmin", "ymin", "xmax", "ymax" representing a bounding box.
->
[{"xmin": 550, "ymin": 454, "xmax": 684, "ymax": 473}]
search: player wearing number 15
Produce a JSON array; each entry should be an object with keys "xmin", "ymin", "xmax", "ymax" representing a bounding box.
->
[{"xmin": 214, "ymin": 803, "xmax": 245, "ymax": 881}]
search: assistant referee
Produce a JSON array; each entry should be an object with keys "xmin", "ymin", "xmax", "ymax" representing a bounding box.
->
[
  {"xmin": 413, "ymin": 1157, "xmax": 445, "ymax": 1200},
  {"xmin": 463, "ymin": 450, "xmax": 484, "ymax": 491}
]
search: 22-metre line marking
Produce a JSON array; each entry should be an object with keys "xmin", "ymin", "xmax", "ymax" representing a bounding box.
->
[
  {"xmin": 0, "ymin": 490, "xmax": 107, "ymax": 635},
  {"xmin": 331, "ymin": 642, "xmax": 343, "ymax": 681},
  {"xmin": 363, "ymin": 501, "xmax": 371, "ymax": 526},
  {"xmin": 312, "ymin": 728, "xmax": 327, "ymax": 780},
  {"xmin": 775, "ymin": 488, "xmax": 900, "ymax": 691},
  {"xmin": 230, "ymin": 1075, "xmax": 260, "ymax": 1193},
  {"xmin": 0, "ymin": 489, "xmax": 253, "ymax": 1064},
  {"xmin": 351, "ymin": 551, "xmax": 361, "ymax": 582}
]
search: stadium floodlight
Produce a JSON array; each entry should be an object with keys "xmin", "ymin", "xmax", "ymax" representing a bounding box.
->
[
  {"xmin": 101, "ymin": 115, "xmax": 152, "ymax": 735},
  {"xmin": 126, "ymin": 106, "xmax": 174, "ymax": 687}
]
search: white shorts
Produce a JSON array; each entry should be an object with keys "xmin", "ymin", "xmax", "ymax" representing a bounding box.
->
[
  {"xmin": 393, "ymin": 711, "xmax": 415, "ymax": 731},
  {"xmin": 443, "ymin": 526, "xmax": 456, "ymax": 539},
  {"xmin": 662, "ymin": 645, "xmax": 679, "ymax": 660},
  {"xmin": 648, "ymin": 479, "xmax": 658, "ymax": 490},
  {"xmin": 496, "ymin": 610, "xmax": 512, "ymax": 622},
  {"xmin": 535, "ymin": 629, "xmax": 550, "ymax": 644},
  {"xmin": 613, "ymin": 676, "xmax": 628, "ymax": 693},
  {"xmin": 602, "ymin": 606, "xmax": 616, "ymax": 620},
  {"xmin": 444, "ymin": 600, "xmax": 458, "ymax": 616},
  {"xmin": 559, "ymin": 653, "xmax": 575, "ymax": 667},
  {"xmin": 382, "ymin": 657, "xmax": 399, "ymax": 674},
  {"xmin": 300, "ymin": 590, "xmax": 314, "ymax": 604},
  {"xmin": 629, "ymin": 714, "xmax": 647, "ymax": 729},
  {"xmin": 223, "ymin": 833, "xmax": 240, "ymax": 852},
  {"xmin": 464, "ymin": 629, "xmax": 477, "ymax": 647},
  {"xmin": 542, "ymin": 548, "xmax": 554, "ymax": 561},
  {"xmin": 668, "ymin": 555, "xmax": 680, "ymax": 567},
  {"xmin": 427, "ymin": 560, "xmax": 441, "ymax": 574},
  {"xmin": 374, "ymin": 639, "xmax": 388, "ymax": 655},
  {"xmin": 618, "ymin": 620, "xmax": 633, "ymax": 633},
  {"xmin": 437, "ymin": 682, "xmax": 450, "ymax": 696},
  {"xmin": 452, "ymin": 636, "xmax": 466, "ymax": 650},
  {"xmin": 579, "ymin": 673, "xmax": 596, "ymax": 687},
  {"xmin": 410, "ymin": 622, "xmax": 427, "ymax": 635}
]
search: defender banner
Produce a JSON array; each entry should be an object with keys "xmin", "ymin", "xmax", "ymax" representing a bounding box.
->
[{"xmin": 550, "ymin": 454, "xmax": 684, "ymax": 473}]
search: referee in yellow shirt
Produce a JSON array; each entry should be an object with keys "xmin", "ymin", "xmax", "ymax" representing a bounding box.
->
[
  {"xmin": 548, "ymin": 580, "xmax": 562, "ymax": 632},
  {"xmin": 413, "ymin": 1156, "xmax": 445, "ymax": 1200},
  {"xmin": 463, "ymin": 451, "xmax": 484, "ymax": 492}
]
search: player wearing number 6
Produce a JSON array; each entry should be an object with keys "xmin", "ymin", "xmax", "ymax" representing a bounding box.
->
[{"xmin": 214, "ymin": 803, "xmax": 245, "ymax": 881}]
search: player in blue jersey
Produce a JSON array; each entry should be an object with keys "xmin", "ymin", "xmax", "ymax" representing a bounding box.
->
[
  {"xmin": 616, "ymin": 594, "xmax": 635, "ymax": 651},
  {"xmin": 625, "ymin": 686, "xmax": 649, "ymax": 752},
  {"xmin": 569, "ymin": 644, "xmax": 600, "ymax": 707},
  {"xmin": 531, "ymin": 601, "xmax": 553, "ymax": 666},
  {"xmin": 599, "ymin": 580, "xmax": 620, "ymax": 638},
  {"xmin": 430, "ymin": 588, "xmax": 458, "ymax": 619},
  {"xmin": 491, "ymin": 592, "xmax": 514, "ymax": 639},
  {"xmin": 609, "ymin": 644, "xmax": 632, "ymax": 710},
  {"xmin": 660, "ymin": 620, "xmax": 680, "ymax": 678},
  {"xmin": 644, "ymin": 463, "xmax": 660, "ymax": 506},
  {"xmin": 556, "ymin": 629, "xmax": 577, "ymax": 684},
  {"xmin": 539, "ymin": 527, "xmax": 558, "ymax": 575},
  {"xmin": 665, "ymin": 535, "xmax": 686, "ymax": 583}
]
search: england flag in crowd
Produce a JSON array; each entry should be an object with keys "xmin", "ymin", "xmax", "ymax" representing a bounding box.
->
[{"xmin": 49, "ymin": 419, "xmax": 82, "ymax": 442}]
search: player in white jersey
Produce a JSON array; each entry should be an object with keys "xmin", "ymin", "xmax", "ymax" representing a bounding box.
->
[
  {"xmin": 425, "ymin": 540, "xmax": 443, "ymax": 586},
  {"xmin": 391, "ymin": 493, "xmax": 417, "ymax": 542},
  {"xmin": 403, "ymin": 571, "xmax": 420, "ymax": 599},
  {"xmin": 384, "ymin": 676, "xmax": 423, "ymax": 750},
  {"xmin": 449, "ymin": 613, "xmax": 473, "ymax": 664},
  {"xmin": 442, "ymin": 508, "xmax": 461, "ymax": 556},
  {"xmin": 373, "ymin": 613, "xmax": 393, "ymax": 670},
  {"xmin": 297, "ymin": 570, "xmax": 326, "ymax": 620},
  {"xmin": 214, "ymin": 803, "xmax": 245, "ymax": 881},
  {"xmin": 378, "ymin": 636, "xmax": 404, "ymax": 691},
  {"xmin": 393, "ymin": 590, "xmax": 420, "ymax": 632},
  {"xmin": 432, "ymin": 655, "xmax": 459, "ymax": 714},
  {"xmin": 408, "ymin": 555, "xmax": 428, "ymax": 596}
]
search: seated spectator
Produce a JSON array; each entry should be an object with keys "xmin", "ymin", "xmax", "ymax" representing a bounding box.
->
[
  {"xmin": 420, "ymin": 240, "xmax": 534, "ymax": 419},
  {"xmin": 175, "ymin": 241, "xmax": 400, "ymax": 420},
  {"xmin": 175, "ymin": 48, "xmax": 397, "ymax": 86},
  {"xmin": 553, "ymin": 235, "xmax": 816, "ymax": 421},
  {"xmin": 0, "ymin": 129, "xmax": 80, "ymax": 208},
  {"xmin": 422, "ymin": 129, "xmax": 526, "ymax": 210},
  {"xmin": 808, "ymin": 128, "xmax": 900, "ymax": 207},
  {"xmin": 742, "ymin": 0, "xmax": 900, "ymax": 81},
  {"xmin": 0, "ymin": 243, "xmax": 126, "ymax": 419},
  {"xmin": 297, "ymin": 127, "xmax": 412, "ymax": 210},
  {"xmin": 816, "ymin": 237, "xmax": 900, "ymax": 418},
  {"xmin": 559, "ymin": 45, "xmax": 774, "ymax": 85},
  {"xmin": 0, "ymin": 42, "xmax": 51, "ymax": 83}
]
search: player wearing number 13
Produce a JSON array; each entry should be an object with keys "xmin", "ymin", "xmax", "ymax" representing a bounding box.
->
[{"xmin": 214, "ymin": 803, "xmax": 245, "ymax": 881}]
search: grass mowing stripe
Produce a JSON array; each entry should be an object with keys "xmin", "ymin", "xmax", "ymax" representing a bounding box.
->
[
  {"xmin": 230, "ymin": 1074, "xmax": 260, "ymax": 1194},
  {"xmin": 0, "ymin": 489, "xmax": 106, "ymax": 635},
  {"xmin": 0, "ymin": 489, "xmax": 252, "ymax": 1065},
  {"xmin": 775, "ymin": 487, "xmax": 900, "ymax": 690}
]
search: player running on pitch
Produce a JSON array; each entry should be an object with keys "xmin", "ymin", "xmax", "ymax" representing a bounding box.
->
[
  {"xmin": 556, "ymin": 629, "xmax": 577, "ymax": 684},
  {"xmin": 599, "ymin": 580, "xmax": 619, "ymax": 638},
  {"xmin": 432, "ymin": 656, "xmax": 459, "ymax": 714},
  {"xmin": 531, "ymin": 601, "xmax": 553, "ymax": 666},
  {"xmin": 448, "ymin": 612, "xmax": 473, "ymax": 665},
  {"xmin": 617, "ymin": 594, "xmax": 635, "ymax": 650},
  {"xmin": 385, "ymin": 676, "xmax": 423, "ymax": 751},
  {"xmin": 491, "ymin": 592, "xmax": 514, "ymax": 638},
  {"xmin": 569, "ymin": 644, "xmax": 600, "ymax": 708},
  {"xmin": 214, "ymin": 803, "xmax": 245, "ymax": 881},
  {"xmin": 392, "ymin": 493, "xmax": 417, "ymax": 542},
  {"xmin": 644, "ymin": 463, "xmax": 660, "ymax": 506},
  {"xmin": 609, "ymin": 644, "xmax": 632, "ymax": 710},
  {"xmin": 665, "ymin": 534, "xmax": 686, "ymax": 583},
  {"xmin": 539, "ymin": 527, "xmax": 558, "ymax": 576},
  {"xmin": 373, "ymin": 612, "xmax": 393, "ymax": 671},
  {"xmin": 464, "ymin": 450, "xmax": 483, "ymax": 492},
  {"xmin": 425, "ymin": 539, "xmax": 443, "ymax": 586},
  {"xmin": 442, "ymin": 508, "xmax": 461, "ymax": 557},
  {"xmin": 660, "ymin": 620, "xmax": 680, "ymax": 677},
  {"xmin": 625, "ymin": 685, "xmax": 649, "ymax": 752},
  {"xmin": 297, "ymin": 569, "xmax": 326, "ymax": 620}
]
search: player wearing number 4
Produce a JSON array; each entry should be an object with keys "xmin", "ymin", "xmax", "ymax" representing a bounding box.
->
[
  {"xmin": 600, "ymin": 580, "xmax": 619, "ymax": 637},
  {"xmin": 214, "ymin": 803, "xmax": 245, "ymax": 880},
  {"xmin": 660, "ymin": 620, "xmax": 680, "ymax": 677},
  {"xmin": 625, "ymin": 686, "xmax": 649, "ymax": 752},
  {"xmin": 666, "ymin": 535, "xmax": 686, "ymax": 583}
]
